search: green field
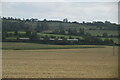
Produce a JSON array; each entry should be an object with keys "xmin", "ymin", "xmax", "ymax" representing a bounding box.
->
[
  {"xmin": 85, "ymin": 30, "xmax": 118, "ymax": 36},
  {"xmin": 101, "ymin": 38, "xmax": 118, "ymax": 44},
  {"xmin": 2, "ymin": 42, "xmax": 104, "ymax": 50},
  {"xmin": 37, "ymin": 33, "xmax": 83, "ymax": 39}
]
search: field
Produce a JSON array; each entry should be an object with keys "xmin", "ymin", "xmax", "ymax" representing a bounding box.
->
[
  {"xmin": 37, "ymin": 33, "xmax": 83, "ymax": 39},
  {"xmin": 2, "ymin": 43, "xmax": 118, "ymax": 78},
  {"xmin": 85, "ymin": 30, "xmax": 118, "ymax": 36},
  {"xmin": 2, "ymin": 42, "xmax": 104, "ymax": 50}
]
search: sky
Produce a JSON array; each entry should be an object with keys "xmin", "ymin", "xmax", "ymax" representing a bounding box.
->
[
  {"xmin": 1, "ymin": 0, "xmax": 119, "ymax": 2},
  {"xmin": 1, "ymin": 2, "xmax": 118, "ymax": 23}
]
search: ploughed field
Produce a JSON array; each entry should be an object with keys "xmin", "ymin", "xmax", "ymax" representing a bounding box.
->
[{"xmin": 2, "ymin": 45, "xmax": 118, "ymax": 78}]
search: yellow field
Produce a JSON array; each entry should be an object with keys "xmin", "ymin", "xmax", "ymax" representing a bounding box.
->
[{"xmin": 2, "ymin": 46, "xmax": 118, "ymax": 78}]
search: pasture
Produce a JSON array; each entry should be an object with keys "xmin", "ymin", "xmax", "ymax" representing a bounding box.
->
[
  {"xmin": 2, "ymin": 42, "xmax": 104, "ymax": 50},
  {"xmin": 2, "ymin": 46, "xmax": 118, "ymax": 78},
  {"xmin": 85, "ymin": 30, "xmax": 118, "ymax": 36}
]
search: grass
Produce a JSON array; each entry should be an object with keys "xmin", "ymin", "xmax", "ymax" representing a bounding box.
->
[
  {"xmin": 100, "ymin": 38, "xmax": 119, "ymax": 44},
  {"xmin": 37, "ymin": 33, "xmax": 83, "ymax": 39},
  {"xmin": 85, "ymin": 30, "xmax": 118, "ymax": 36},
  {"xmin": 2, "ymin": 42, "xmax": 105, "ymax": 50},
  {"xmin": 5, "ymin": 37, "xmax": 17, "ymax": 40},
  {"xmin": 3, "ymin": 46, "xmax": 118, "ymax": 78}
]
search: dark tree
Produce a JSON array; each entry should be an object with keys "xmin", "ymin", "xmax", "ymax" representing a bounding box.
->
[
  {"xmin": 25, "ymin": 31, "xmax": 32, "ymax": 37},
  {"xmin": 14, "ymin": 31, "xmax": 19, "ymax": 36},
  {"xmin": 59, "ymin": 23, "xmax": 65, "ymax": 35},
  {"xmin": 102, "ymin": 33, "xmax": 108, "ymax": 37},
  {"xmin": 30, "ymin": 31, "xmax": 38, "ymax": 40},
  {"xmin": 78, "ymin": 28, "xmax": 85, "ymax": 36}
]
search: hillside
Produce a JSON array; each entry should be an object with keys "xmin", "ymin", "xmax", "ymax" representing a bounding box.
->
[
  {"xmin": 2, "ymin": 17, "xmax": 120, "ymax": 45},
  {"xmin": 2, "ymin": 17, "xmax": 119, "ymax": 31}
]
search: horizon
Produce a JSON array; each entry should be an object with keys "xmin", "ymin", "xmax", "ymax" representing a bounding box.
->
[{"xmin": 2, "ymin": 16, "xmax": 118, "ymax": 24}]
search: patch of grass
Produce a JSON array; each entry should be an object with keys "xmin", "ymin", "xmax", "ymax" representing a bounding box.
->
[
  {"xmin": 85, "ymin": 30, "xmax": 118, "ymax": 36},
  {"xmin": 37, "ymin": 33, "xmax": 83, "ymax": 39},
  {"xmin": 5, "ymin": 37, "xmax": 17, "ymax": 40},
  {"xmin": 2, "ymin": 42, "xmax": 105, "ymax": 50},
  {"xmin": 100, "ymin": 38, "xmax": 119, "ymax": 44}
]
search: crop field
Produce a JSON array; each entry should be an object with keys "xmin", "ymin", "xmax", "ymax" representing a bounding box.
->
[{"xmin": 2, "ymin": 45, "xmax": 118, "ymax": 78}]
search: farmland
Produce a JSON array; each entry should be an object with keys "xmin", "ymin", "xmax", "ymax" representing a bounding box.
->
[
  {"xmin": 2, "ymin": 46, "xmax": 118, "ymax": 78},
  {"xmin": 2, "ymin": 17, "xmax": 119, "ymax": 78},
  {"xmin": 2, "ymin": 42, "xmax": 104, "ymax": 50},
  {"xmin": 4, "ymin": 30, "xmax": 119, "ymax": 44},
  {"xmin": 2, "ymin": 17, "xmax": 119, "ymax": 44}
]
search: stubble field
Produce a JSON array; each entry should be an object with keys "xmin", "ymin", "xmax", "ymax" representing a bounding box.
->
[{"xmin": 2, "ymin": 46, "xmax": 118, "ymax": 78}]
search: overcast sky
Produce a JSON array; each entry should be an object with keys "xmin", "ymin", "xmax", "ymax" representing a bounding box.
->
[{"xmin": 2, "ymin": 2, "xmax": 118, "ymax": 23}]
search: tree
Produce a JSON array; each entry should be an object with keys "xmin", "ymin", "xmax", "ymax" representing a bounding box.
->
[
  {"xmin": 44, "ymin": 35, "xmax": 49, "ymax": 42},
  {"xmin": 63, "ymin": 18, "xmax": 68, "ymax": 23},
  {"xmin": 68, "ymin": 28, "xmax": 72, "ymax": 35},
  {"xmin": 41, "ymin": 19, "xmax": 49, "ymax": 31},
  {"xmin": 72, "ymin": 28, "xmax": 77, "ymax": 35},
  {"xmin": 14, "ymin": 30, "xmax": 18, "ymax": 36},
  {"xmin": 69, "ymin": 36, "xmax": 73, "ymax": 39},
  {"xmin": 102, "ymin": 33, "xmax": 108, "ymax": 37},
  {"xmin": 35, "ymin": 23, "xmax": 42, "ymax": 32},
  {"xmin": 82, "ymin": 21, "xmax": 85, "ymax": 24},
  {"xmin": 25, "ymin": 31, "xmax": 32, "ymax": 37},
  {"xmin": 78, "ymin": 28, "xmax": 85, "ymax": 36},
  {"xmin": 52, "ymin": 29, "xmax": 59, "ymax": 34},
  {"xmin": 59, "ymin": 23, "xmax": 65, "ymax": 35},
  {"xmin": 30, "ymin": 31, "xmax": 38, "ymax": 40},
  {"xmin": 2, "ymin": 31, "xmax": 8, "ymax": 39}
]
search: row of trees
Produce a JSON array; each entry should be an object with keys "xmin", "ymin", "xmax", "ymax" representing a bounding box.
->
[
  {"xmin": 82, "ymin": 21, "xmax": 118, "ymax": 30},
  {"xmin": 2, "ymin": 18, "xmax": 49, "ymax": 32}
]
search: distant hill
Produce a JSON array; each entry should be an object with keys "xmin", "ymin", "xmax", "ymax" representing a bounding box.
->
[
  {"xmin": 2, "ymin": 17, "xmax": 119, "ymax": 32},
  {"xmin": 2, "ymin": 17, "xmax": 120, "ymax": 45}
]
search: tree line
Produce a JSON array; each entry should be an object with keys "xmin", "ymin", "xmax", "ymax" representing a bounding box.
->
[{"xmin": 2, "ymin": 17, "xmax": 119, "ymax": 32}]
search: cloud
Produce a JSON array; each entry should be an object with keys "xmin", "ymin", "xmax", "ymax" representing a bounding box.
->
[
  {"xmin": 1, "ymin": 0, "xmax": 119, "ymax": 2},
  {"xmin": 2, "ymin": 2, "xmax": 118, "ymax": 23}
]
